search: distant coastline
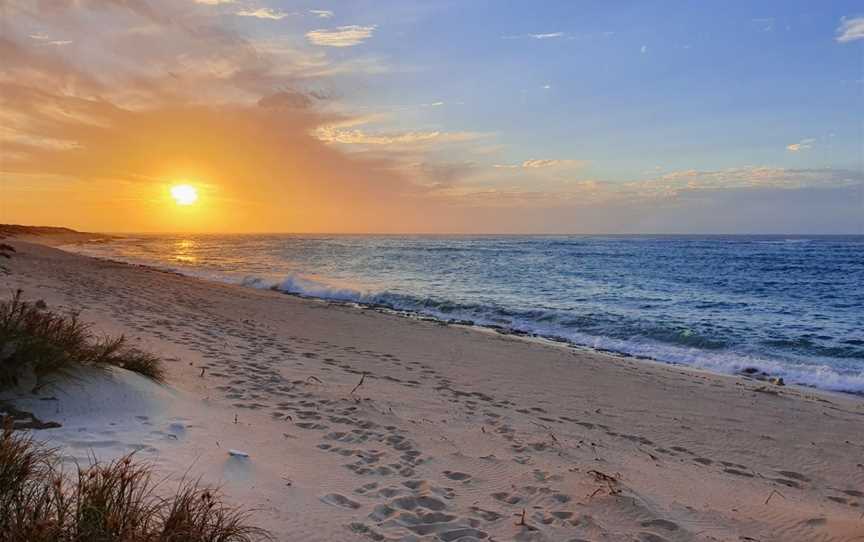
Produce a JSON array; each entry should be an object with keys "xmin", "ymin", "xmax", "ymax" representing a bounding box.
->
[{"xmin": 0, "ymin": 224, "xmax": 114, "ymax": 245}]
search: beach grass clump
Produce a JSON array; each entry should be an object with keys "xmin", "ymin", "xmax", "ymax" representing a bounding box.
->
[
  {"xmin": 0, "ymin": 421, "xmax": 64, "ymax": 541},
  {"xmin": 0, "ymin": 291, "xmax": 164, "ymax": 389},
  {"xmin": 0, "ymin": 421, "xmax": 269, "ymax": 541},
  {"xmin": 160, "ymin": 483, "xmax": 267, "ymax": 541}
]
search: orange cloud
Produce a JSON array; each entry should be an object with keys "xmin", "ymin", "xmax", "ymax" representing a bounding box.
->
[{"xmin": 0, "ymin": 1, "xmax": 445, "ymax": 233}]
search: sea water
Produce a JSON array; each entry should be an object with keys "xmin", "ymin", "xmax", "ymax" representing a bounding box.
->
[{"xmin": 67, "ymin": 235, "xmax": 864, "ymax": 393}]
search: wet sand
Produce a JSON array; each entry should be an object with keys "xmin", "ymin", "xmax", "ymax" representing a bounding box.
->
[{"xmin": 2, "ymin": 237, "xmax": 863, "ymax": 542}]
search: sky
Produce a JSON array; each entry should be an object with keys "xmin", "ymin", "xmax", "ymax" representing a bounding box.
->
[{"xmin": 1, "ymin": 0, "xmax": 862, "ymax": 233}]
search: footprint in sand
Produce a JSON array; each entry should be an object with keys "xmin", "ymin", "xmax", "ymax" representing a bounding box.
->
[
  {"xmin": 320, "ymin": 493, "xmax": 361, "ymax": 510},
  {"xmin": 443, "ymin": 470, "xmax": 472, "ymax": 482},
  {"xmin": 491, "ymin": 491, "xmax": 523, "ymax": 505},
  {"xmin": 776, "ymin": 470, "xmax": 810, "ymax": 482},
  {"xmin": 641, "ymin": 518, "xmax": 679, "ymax": 531},
  {"xmin": 295, "ymin": 421, "xmax": 328, "ymax": 430},
  {"xmin": 723, "ymin": 468, "xmax": 754, "ymax": 478}
]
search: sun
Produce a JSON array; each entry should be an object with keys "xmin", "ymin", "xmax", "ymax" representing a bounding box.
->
[{"xmin": 170, "ymin": 184, "xmax": 198, "ymax": 206}]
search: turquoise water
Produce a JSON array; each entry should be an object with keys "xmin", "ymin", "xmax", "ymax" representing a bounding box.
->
[{"xmin": 70, "ymin": 235, "xmax": 864, "ymax": 393}]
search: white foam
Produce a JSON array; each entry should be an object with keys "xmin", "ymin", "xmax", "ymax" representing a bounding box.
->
[{"xmin": 275, "ymin": 274, "xmax": 363, "ymax": 302}]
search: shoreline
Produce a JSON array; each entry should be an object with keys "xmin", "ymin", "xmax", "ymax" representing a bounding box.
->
[
  {"xmin": 2, "ymin": 236, "xmax": 863, "ymax": 541},
  {"xmin": 61, "ymin": 237, "xmax": 863, "ymax": 398}
]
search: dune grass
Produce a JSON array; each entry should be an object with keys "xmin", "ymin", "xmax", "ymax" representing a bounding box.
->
[
  {"xmin": 0, "ymin": 421, "xmax": 270, "ymax": 541},
  {"xmin": 0, "ymin": 291, "xmax": 267, "ymax": 540},
  {"xmin": 0, "ymin": 291, "xmax": 164, "ymax": 390}
]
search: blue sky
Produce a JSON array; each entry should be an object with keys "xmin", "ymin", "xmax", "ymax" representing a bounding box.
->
[
  {"xmin": 282, "ymin": 0, "xmax": 862, "ymax": 178},
  {"xmin": 2, "ymin": 0, "xmax": 863, "ymax": 233}
]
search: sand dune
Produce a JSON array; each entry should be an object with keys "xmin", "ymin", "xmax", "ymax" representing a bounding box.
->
[{"xmin": 2, "ymin": 238, "xmax": 863, "ymax": 542}]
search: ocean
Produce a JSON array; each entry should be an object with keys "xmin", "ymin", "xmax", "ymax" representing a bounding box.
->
[{"xmin": 67, "ymin": 235, "xmax": 864, "ymax": 393}]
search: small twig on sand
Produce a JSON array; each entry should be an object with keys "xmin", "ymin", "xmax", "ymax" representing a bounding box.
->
[
  {"xmin": 587, "ymin": 469, "xmax": 621, "ymax": 496},
  {"xmin": 200, "ymin": 367, "xmax": 205, "ymax": 377},
  {"xmin": 233, "ymin": 414, "xmax": 238, "ymax": 424},
  {"xmin": 350, "ymin": 372, "xmax": 367, "ymax": 395},
  {"xmin": 587, "ymin": 469, "xmax": 618, "ymax": 483},
  {"xmin": 530, "ymin": 421, "xmax": 560, "ymax": 448},
  {"xmin": 515, "ymin": 508, "xmax": 527, "ymax": 526},
  {"xmin": 306, "ymin": 375, "xmax": 323, "ymax": 384},
  {"xmin": 764, "ymin": 489, "xmax": 785, "ymax": 505}
]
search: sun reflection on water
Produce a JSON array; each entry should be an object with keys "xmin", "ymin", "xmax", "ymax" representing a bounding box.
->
[{"xmin": 172, "ymin": 239, "xmax": 198, "ymax": 263}]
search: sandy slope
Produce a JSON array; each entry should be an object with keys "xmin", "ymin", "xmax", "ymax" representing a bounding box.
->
[{"xmin": 1, "ymin": 239, "xmax": 863, "ymax": 542}]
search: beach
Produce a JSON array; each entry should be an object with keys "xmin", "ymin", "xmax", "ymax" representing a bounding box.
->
[{"xmin": 2, "ymin": 235, "xmax": 863, "ymax": 542}]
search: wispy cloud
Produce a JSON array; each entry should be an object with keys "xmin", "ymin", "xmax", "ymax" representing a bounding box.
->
[
  {"xmin": 236, "ymin": 7, "xmax": 291, "ymax": 20},
  {"xmin": 787, "ymin": 138, "xmax": 815, "ymax": 152},
  {"xmin": 530, "ymin": 32, "xmax": 564, "ymax": 39},
  {"xmin": 640, "ymin": 45, "xmax": 647, "ymax": 54},
  {"xmin": 195, "ymin": 0, "xmax": 236, "ymax": 4},
  {"xmin": 252, "ymin": 38, "xmax": 390, "ymax": 78},
  {"xmin": 494, "ymin": 159, "xmax": 585, "ymax": 169},
  {"xmin": 306, "ymin": 25, "xmax": 376, "ymax": 47},
  {"xmin": 28, "ymin": 34, "xmax": 72, "ymax": 46},
  {"xmin": 503, "ymin": 32, "xmax": 566, "ymax": 40},
  {"xmin": 315, "ymin": 126, "xmax": 484, "ymax": 146},
  {"xmin": 836, "ymin": 16, "xmax": 864, "ymax": 42},
  {"xmin": 309, "ymin": 9, "xmax": 334, "ymax": 18}
]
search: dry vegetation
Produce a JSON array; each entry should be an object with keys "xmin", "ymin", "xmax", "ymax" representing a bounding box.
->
[
  {"xmin": 0, "ymin": 290, "xmax": 269, "ymax": 540},
  {"xmin": 0, "ymin": 291, "xmax": 164, "ymax": 390},
  {"xmin": 0, "ymin": 420, "xmax": 270, "ymax": 541}
]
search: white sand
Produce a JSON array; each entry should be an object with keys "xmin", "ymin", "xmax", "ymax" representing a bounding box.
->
[{"xmin": 2, "ymin": 238, "xmax": 863, "ymax": 542}]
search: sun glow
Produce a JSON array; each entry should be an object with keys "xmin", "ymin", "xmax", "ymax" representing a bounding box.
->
[{"xmin": 170, "ymin": 184, "xmax": 198, "ymax": 206}]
